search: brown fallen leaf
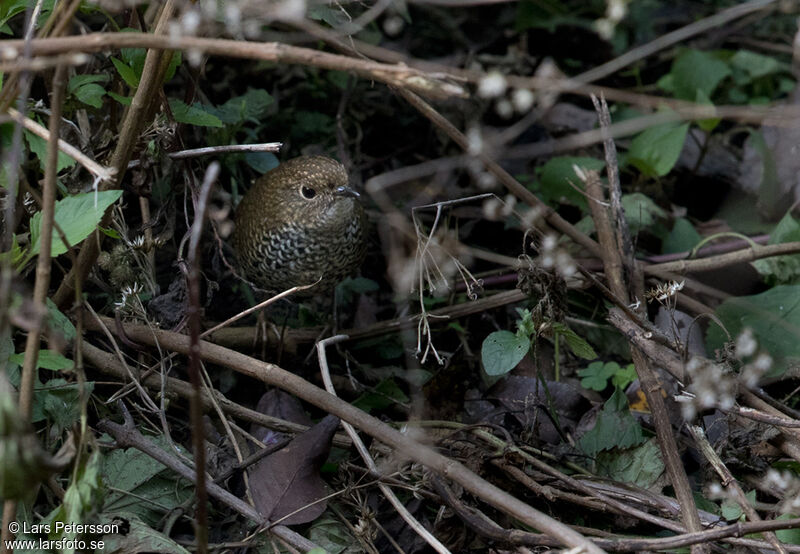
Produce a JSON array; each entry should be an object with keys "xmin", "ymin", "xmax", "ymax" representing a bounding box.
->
[{"xmin": 248, "ymin": 414, "xmax": 339, "ymax": 525}]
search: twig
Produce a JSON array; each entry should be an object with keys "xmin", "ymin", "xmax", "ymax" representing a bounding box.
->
[
  {"xmin": 580, "ymin": 115, "xmax": 705, "ymax": 549},
  {"xmin": 687, "ymin": 425, "xmax": 787, "ymax": 554},
  {"xmin": 19, "ymin": 64, "xmax": 66, "ymax": 420},
  {"xmin": 106, "ymin": 281, "xmax": 314, "ymax": 406},
  {"xmin": 5, "ymin": 108, "xmax": 115, "ymax": 182},
  {"xmin": 97, "ymin": 404, "xmax": 318, "ymax": 552},
  {"xmin": 97, "ymin": 317, "xmax": 606, "ymax": 553},
  {"xmin": 720, "ymin": 404, "xmax": 800, "ymax": 429},
  {"xmin": 0, "ymin": 52, "xmax": 90, "ymax": 72},
  {"xmin": 644, "ymin": 235, "xmax": 770, "ymax": 264},
  {"xmin": 4, "ymin": 62, "xmax": 67, "ymax": 549},
  {"xmin": 202, "ymin": 284, "xmax": 315, "ymax": 337},
  {"xmin": 574, "ymin": 0, "xmax": 778, "ymax": 84},
  {"xmin": 649, "ymin": 242, "xmax": 800, "ymax": 274},
  {"xmin": 317, "ymin": 335, "xmax": 451, "ymax": 553},
  {"xmin": 51, "ymin": 1, "xmax": 176, "ymax": 309},
  {"xmin": 206, "ymin": 289, "xmax": 528, "ymax": 350},
  {"xmin": 11, "ymin": 32, "xmax": 800, "ymax": 128},
  {"xmin": 128, "ymin": 142, "xmax": 283, "ymax": 166},
  {"xmin": 81, "ymin": 340, "xmax": 352, "ymax": 448},
  {"xmin": 184, "ymin": 162, "xmax": 220, "ymax": 554},
  {"xmin": 591, "ymin": 95, "xmax": 634, "ymax": 276},
  {"xmin": 396, "ymin": 88, "xmax": 602, "ymax": 257},
  {"xmin": 430, "ymin": 475, "xmax": 541, "ymax": 548},
  {"xmin": 85, "ymin": 302, "xmax": 159, "ymax": 411},
  {"xmin": 5, "ymin": 33, "xmax": 467, "ymax": 100}
]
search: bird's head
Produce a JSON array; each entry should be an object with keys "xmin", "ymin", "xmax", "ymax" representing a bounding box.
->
[{"xmin": 259, "ymin": 156, "xmax": 359, "ymax": 222}]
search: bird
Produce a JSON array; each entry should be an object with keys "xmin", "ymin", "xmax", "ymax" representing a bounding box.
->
[{"xmin": 232, "ymin": 156, "xmax": 368, "ymax": 295}]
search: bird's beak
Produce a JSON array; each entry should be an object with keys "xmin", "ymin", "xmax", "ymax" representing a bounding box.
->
[{"xmin": 334, "ymin": 185, "xmax": 360, "ymax": 198}]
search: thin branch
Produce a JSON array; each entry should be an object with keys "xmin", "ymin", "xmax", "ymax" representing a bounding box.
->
[
  {"xmin": 649, "ymin": 242, "xmax": 800, "ymax": 274},
  {"xmin": 317, "ymin": 335, "xmax": 451, "ymax": 554},
  {"xmin": 184, "ymin": 162, "xmax": 220, "ymax": 554},
  {"xmin": 580, "ymin": 161, "xmax": 705, "ymax": 549},
  {"xmin": 6, "ymin": 107, "xmax": 115, "ymax": 182},
  {"xmin": 9, "ymin": 32, "xmax": 800, "ymax": 126},
  {"xmin": 51, "ymin": 1, "xmax": 176, "ymax": 309},
  {"xmin": 6, "ymin": 62, "xmax": 67, "ymax": 549},
  {"xmin": 97, "ymin": 406, "xmax": 318, "ymax": 552},
  {"xmin": 160, "ymin": 142, "xmax": 282, "ymax": 160},
  {"xmin": 96, "ymin": 316, "xmax": 607, "ymax": 553},
  {"xmin": 574, "ymin": 0, "xmax": 778, "ymax": 83},
  {"xmin": 688, "ymin": 425, "xmax": 787, "ymax": 554},
  {"xmin": 81, "ymin": 340, "xmax": 352, "ymax": 448},
  {"xmin": 0, "ymin": 52, "xmax": 89, "ymax": 72}
]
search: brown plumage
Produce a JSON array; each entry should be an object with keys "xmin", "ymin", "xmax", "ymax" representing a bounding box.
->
[{"xmin": 233, "ymin": 156, "xmax": 367, "ymax": 294}]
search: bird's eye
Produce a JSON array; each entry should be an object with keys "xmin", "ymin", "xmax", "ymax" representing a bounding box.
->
[{"xmin": 300, "ymin": 186, "xmax": 317, "ymax": 199}]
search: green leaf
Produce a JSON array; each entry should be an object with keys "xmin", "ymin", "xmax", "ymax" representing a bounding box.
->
[
  {"xmin": 730, "ymin": 50, "xmax": 784, "ymax": 82},
  {"xmin": 668, "ymin": 49, "xmax": 731, "ymax": 101},
  {"xmin": 31, "ymin": 378, "xmax": 94, "ymax": 431},
  {"xmin": 243, "ymin": 151, "xmax": 279, "ymax": 173},
  {"xmin": 663, "ymin": 217, "xmax": 702, "ymax": 254},
  {"xmin": 119, "ymin": 30, "xmax": 146, "ymax": 77},
  {"xmin": 481, "ymin": 330, "xmax": 530, "ymax": 376},
  {"xmin": 628, "ymin": 122, "xmax": 690, "ymax": 177},
  {"xmin": 706, "ymin": 285, "xmax": 800, "ymax": 374},
  {"xmin": 308, "ymin": 515, "xmax": 360, "ymax": 554},
  {"xmin": 748, "ymin": 129, "xmax": 783, "ymax": 220},
  {"xmin": 99, "ymin": 226, "xmax": 122, "ymax": 239},
  {"xmin": 103, "ymin": 438, "xmax": 193, "ymax": 526},
  {"xmin": 163, "ymin": 50, "xmax": 181, "ymax": 82},
  {"xmin": 695, "ymin": 89, "xmax": 720, "ymax": 133},
  {"xmin": 23, "ymin": 129, "xmax": 76, "ymax": 173},
  {"xmin": 111, "ymin": 57, "xmax": 139, "ymax": 89},
  {"xmin": 752, "ymin": 213, "xmax": 800, "ymax": 285},
  {"xmin": 29, "ymin": 190, "xmax": 123, "ymax": 258},
  {"xmin": 595, "ymin": 438, "xmax": 664, "ymax": 489},
  {"xmin": 0, "ymin": 234, "xmax": 25, "ymax": 267},
  {"xmin": 578, "ymin": 361, "xmax": 619, "ymax": 391},
  {"xmin": 776, "ymin": 513, "xmax": 800, "ymax": 544},
  {"xmin": 210, "ymin": 89, "xmax": 274, "ymax": 124},
  {"xmin": 68, "ymin": 74, "xmax": 109, "ymax": 109},
  {"xmin": 336, "ymin": 276, "xmax": 379, "ymax": 306},
  {"xmin": 655, "ymin": 73, "xmax": 674, "ymax": 94},
  {"xmin": 0, "ymin": 330, "xmax": 13, "ymax": 367},
  {"xmin": 621, "ymin": 193, "xmax": 667, "ymax": 234},
  {"xmin": 352, "ymin": 378, "xmax": 409, "ymax": 413},
  {"xmin": 10, "ymin": 350, "xmax": 72, "ymax": 371},
  {"xmin": 536, "ymin": 156, "xmax": 605, "ymax": 209},
  {"xmin": 49, "ymin": 450, "xmax": 104, "ymax": 543},
  {"xmin": 67, "ymin": 74, "xmax": 108, "ymax": 90},
  {"xmin": 514, "ymin": 0, "xmax": 584, "ymax": 32},
  {"xmin": 579, "ymin": 387, "xmax": 646, "ymax": 455},
  {"xmin": 101, "ymin": 514, "xmax": 190, "ymax": 554},
  {"xmin": 550, "ymin": 322, "xmax": 597, "ymax": 360},
  {"xmin": 168, "ymin": 99, "xmax": 223, "ymax": 128},
  {"xmin": 611, "ymin": 363, "xmax": 637, "ymax": 389},
  {"xmin": 720, "ymin": 489, "xmax": 756, "ymax": 521},
  {"xmin": 292, "ymin": 110, "xmax": 334, "ymax": 141},
  {"xmin": 327, "ymin": 70, "xmax": 350, "ymax": 90},
  {"xmin": 308, "ymin": 4, "xmax": 352, "ymax": 26},
  {"xmin": 72, "ymin": 82, "xmax": 106, "ymax": 108},
  {"xmin": 0, "ymin": 0, "xmax": 27, "ymax": 35},
  {"xmin": 73, "ymin": 83, "xmax": 106, "ymax": 108},
  {"xmin": 47, "ymin": 298, "xmax": 76, "ymax": 342},
  {"xmin": 107, "ymin": 91, "xmax": 132, "ymax": 106},
  {"xmin": 514, "ymin": 307, "xmax": 536, "ymax": 338}
]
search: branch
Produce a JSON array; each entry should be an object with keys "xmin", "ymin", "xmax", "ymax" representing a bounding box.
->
[{"xmin": 92, "ymin": 316, "xmax": 606, "ymax": 553}]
